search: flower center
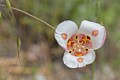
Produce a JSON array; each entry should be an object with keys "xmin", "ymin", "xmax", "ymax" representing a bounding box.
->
[{"xmin": 67, "ymin": 34, "xmax": 92, "ymax": 57}]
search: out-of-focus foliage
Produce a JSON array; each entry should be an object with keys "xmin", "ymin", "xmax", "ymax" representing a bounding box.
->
[{"xmin": 0, "ymin": 0, "xmax": 120, "ymax": 80}]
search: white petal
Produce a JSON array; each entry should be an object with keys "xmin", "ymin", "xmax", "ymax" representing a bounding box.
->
[
  {"xmin": 55, "ymin": 20, "xmax": 78, "ymax": 51},
  {"xmin": 78, "ymin": 60, "xmax": 86, "ymax": 68},
  {"xmin": 63, "ymin": 52, "xmax": 79, "ymax": 68},
  {"xmin": 79, "ymin": 20, "xmax": 106, "ymax": 50},
  {"xmin": 63, "ymin": 50, "xmax": 95, "ymax": 68},
  {"xmin": 83, "ymin": 49, "xmax": 95, "ymax": 65},
  {"xmin": 63, "ymin": 52, "xmax": 85, "ymax": 68}
]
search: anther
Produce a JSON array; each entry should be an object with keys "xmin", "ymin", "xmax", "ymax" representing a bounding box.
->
[
  {"xmin": 86, "ymin": 36, "xmax": 91, "ymax": 40},
  {"xmin": 85, "ymin": 48, "xmax": 88, "ymax": 51},
  {"xmin": 76, "ymin": 35, "xmax": 78, "ymax": 39},
  {"xmin": 69, "ymin": 51, "xmax": 72, "ymax": 53}
]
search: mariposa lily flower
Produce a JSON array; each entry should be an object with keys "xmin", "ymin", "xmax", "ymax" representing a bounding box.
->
[{"xmin": 55, "ymin": 20, "xmax": 106, "ymax": 68}]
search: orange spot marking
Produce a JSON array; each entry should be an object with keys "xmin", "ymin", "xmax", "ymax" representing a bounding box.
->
[
  {"xmin": 74, "ymin": 53, "xmax": 83, "ymax": 57},
  {"xmin": 83, "ymin": 38, "xmax": 87, "ymax": 42},
  {"xmin": 77, "ymin": 58, "xmax": 83, "ymax": 63},
  {"xmin": 68, "ymin": 41, "xmax": 72, "ymax": 45},
  {"xmin": 61, "ymin": 33, "xmax": 67, "ymax": 40},
  {"xmin": 92, "ymin": 30, "xmax": 99, "ymax": 37}
]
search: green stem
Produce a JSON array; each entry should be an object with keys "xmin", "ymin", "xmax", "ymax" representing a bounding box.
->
[
  {"xmin": 91, "ymin": 0, "xmax": 101, "ymax": 79},
  {"xmin": 91, "ymin": 62, "xmax": 95, "ymax": 80},
  {"xmin": 95, "ymin": 0, "xmax": 101, "ymax": 23},
  {"xmin": 0, "ymin": 4, "xmax": 55, "ymax": 30}
]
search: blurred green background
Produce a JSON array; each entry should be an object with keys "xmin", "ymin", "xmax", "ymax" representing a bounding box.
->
[{"xmin": 0, "ymin": 0, "xmax": 120, "ymax": 80}]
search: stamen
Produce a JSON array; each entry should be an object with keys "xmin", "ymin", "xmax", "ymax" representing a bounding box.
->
[{"xmin": 78, "ymin": 49, "xmax": 81, "ymax": 52}]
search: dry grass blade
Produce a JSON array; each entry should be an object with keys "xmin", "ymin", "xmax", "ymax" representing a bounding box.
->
[
  {"xmin": 5, "ymin": 0, "xmax": 16, "ymax": 23},
  {"xmin": 1, "ymin": 10, "xmax": 24, "ymax": 71},
  {"xmin": 17, "ymin": 37, "xmax": 24, "ymax": 70},
  {"xmin": 0, "ymin": 4, "xmax": 55, "ymax": 30},
  {"xmin": 0, "ymin": 11, "xmax": 2, "ymax": 23},
  {"xmin": 1, "ymin": 11, "xmax": 9, "ymax": 22},
  {"xmin": 5, "ymin": 0, "xmax": 23, "ymax": 70},
  {"xmin": 5, "ymin": 0, "xmax": 11, "ymax": 11},
  {"xmin": 17, "ymin": 37, "xmax": 21, "ymax": 51},
  {"xmin": 0, "ymin": 3, "xmax": 55, "ymax": 70}
]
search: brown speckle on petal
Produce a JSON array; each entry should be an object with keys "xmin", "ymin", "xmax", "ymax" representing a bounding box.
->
[
  {"xmin": 61, "ymin": 33, "xmax": 67, "ymax": 40},
  {"xmin": 77, "ymin": 58, "xmax": 83, "ymax": 63},
  {"xmin": 92, "ymin": 30, "xmax": 99, "ymax": 37}
]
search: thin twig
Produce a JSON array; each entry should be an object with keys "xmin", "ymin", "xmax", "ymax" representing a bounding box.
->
[{"xmin": 0, "ymin": 4, "xmax": 55, "ymax": 30}]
